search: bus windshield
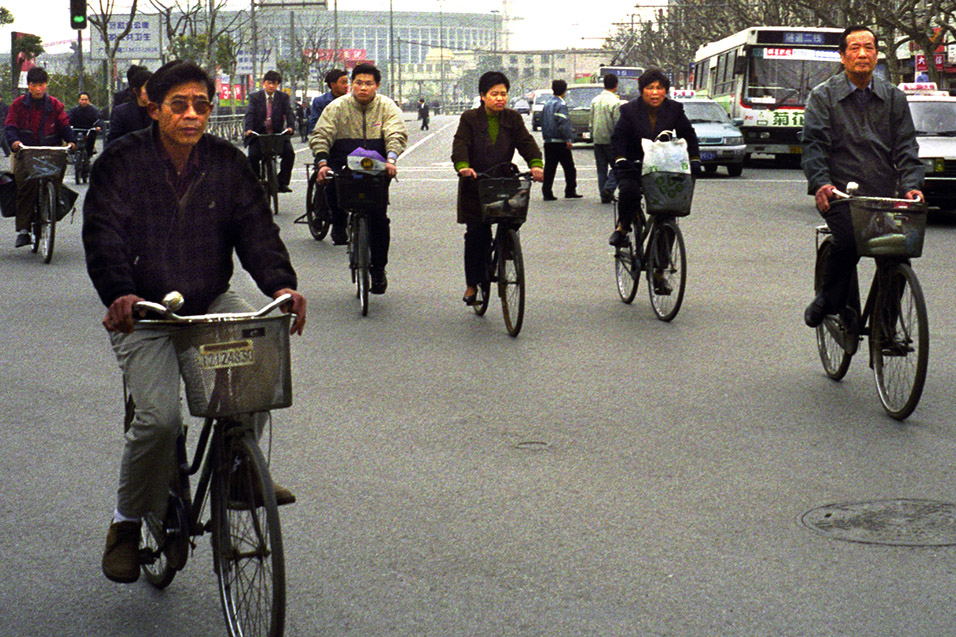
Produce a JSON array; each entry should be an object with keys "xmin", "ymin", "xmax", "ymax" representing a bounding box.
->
[{"xmin": 746, "ymin": 52, "xmax": 841, "ymax": 107}]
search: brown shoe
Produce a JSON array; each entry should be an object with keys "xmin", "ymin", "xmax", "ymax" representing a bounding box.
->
[
  {"xmin": 229, "ymin": 479, "xmax": 296, "ymax": 508},
  {"xmin": 273, "ymin": 482, "xmax": 296, "ymax": 506},
  {"xmin": 102, "ymin": 521, "xmax": 141, "ymax": 583}
]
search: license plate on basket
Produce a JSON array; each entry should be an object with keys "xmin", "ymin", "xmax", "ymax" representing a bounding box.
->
[
  {"xmin": 701, "ymin": 151, "xmax": 717, "ymax": 161},
  {"xmin": 198, "ymin": 340, "xmax": 255, "ymax": 369}
]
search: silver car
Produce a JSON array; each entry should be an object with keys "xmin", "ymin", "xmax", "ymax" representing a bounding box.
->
[{"xmin": 679, "ymin": 97, "xmax": 746, "ymax": 177}]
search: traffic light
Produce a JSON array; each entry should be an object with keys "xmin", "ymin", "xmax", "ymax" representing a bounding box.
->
[{"xmin": 70, "ymin": 0, "xmax": 87, "ymax": 30}]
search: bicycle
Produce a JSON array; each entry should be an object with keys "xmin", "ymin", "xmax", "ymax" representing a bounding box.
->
[
  {"xmin": 470, "ymin": 170, "xmax": 534, "ymax": 337},
  {"xmin": 72, "ymin": 128, "xmax": 94, "ymax": 185},
  {"xmin": 295, "ymin": 162, "xmax": 331, "ymax": 241},
  {"xmin": 18, "ymin": 146, "xmax": 69, "ymax": 264},
  {"xmin": 812, "ymin": 184, "xmax": 929, "ymax": 420},
  {"xmin": 249, "ymin": 131, "xmax": 288, "ymax": 215},
  {"xmin": 326, "ymin": 167, "xmax": 389, "ymax": 316},
  {"xmin": 612, "ymin": 164, "xmax": 691, "ymax": 321},
  {"xmin": 130, "ymin": 291, "xmax": 293, "ymax": 635}
]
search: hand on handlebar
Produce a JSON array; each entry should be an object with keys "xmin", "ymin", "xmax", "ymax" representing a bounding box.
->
[
  {"xmin": 317, "ymin": 164, "xmax": 332, "ymax": 183},
  {"xmin": 273, "ymin": 288, "xmax": 306, "ymax": 335},
  {"xmin": 905, "ymin": 189, "xmax": 924, "ymax": 203},
  {"xmin": 385, "ymin": 162, "xmax": 398, "ymax": 178},
  {"xmin": 815, "ymin": 184, "xmax": 838, "ymax": 213},
  {"xmin": 458, "ymin": 168, "xmax": 477, "ymax": 179},
  {"xmin": 104, "ymin": 294, "xmax": 147, "ymax": 333},
  {"xmin": 530, "ymin": 167, "xmax": 544, "ymax": 182}
]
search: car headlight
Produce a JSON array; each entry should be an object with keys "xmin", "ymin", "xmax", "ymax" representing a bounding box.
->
[
  {"xmin": 725, "ymin": 136, "xmax": 744, "ymax": 146},
  {"xmin": 922, "ymin": 158, "xmax": 945, "ymax": 173}
]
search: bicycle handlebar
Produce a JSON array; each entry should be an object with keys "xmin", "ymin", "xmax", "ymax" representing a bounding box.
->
[
  {"xmin": 134, "ymin": 292, "xmax": 294, "ymax": 325},
  {"xmin": 831, "ymin": 181, "xmax": 923, "ymax": 203}
]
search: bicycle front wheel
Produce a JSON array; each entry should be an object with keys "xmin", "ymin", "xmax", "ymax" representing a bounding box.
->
[
  {"xmin": 267, "ymin": 160, "xmax": 279, "ymax": 215},
  {"xmin": 355, "ymin": 215, "xmax": 370, "ymax": 316},
  {"xmin": 872, "ymin": 262, "xmax": 928, "ymax": 420},
  {"xmin": 74, "ymin": 150, "xmax": 86, "ymax": 185},
  {"xmin": 498, "ymin": 227, "xmax": 525, "ymax": 337},
  {"xmin": 211, "ymin": 429, "xmax": 285, "ymax": 637},
  {"xmin": 614, "ymin": 238, "xmax": 639, "ymax": 303},
  {"xmin": 38, "ymin": 181, "xmax": 56, "ymax": 264},
  {"xmin": 646, "ymin": 220, "xmax": 685, "ymax": 321},
  {"xmin": 305, "ymin": 177, "xmax": 330, "ymax": 240}
]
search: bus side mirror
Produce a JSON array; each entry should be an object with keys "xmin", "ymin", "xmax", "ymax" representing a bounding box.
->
[{"xmin": 733, "ymin": 57, "xmax": 747, "ymax": 75}]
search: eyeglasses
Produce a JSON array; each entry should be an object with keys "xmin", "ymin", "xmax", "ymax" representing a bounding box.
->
[
  {"xmin": 165, "ymin": 98, "xmax": 213, "ymax": 115},
  {"xmin": 353, "ymin": 80, "xmax": 377, "ymax": 88}
]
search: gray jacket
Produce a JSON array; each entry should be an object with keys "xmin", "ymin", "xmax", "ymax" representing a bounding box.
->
[{"xmin": 802, "ymin": 72, "xmax": 923, "ymax": 197}]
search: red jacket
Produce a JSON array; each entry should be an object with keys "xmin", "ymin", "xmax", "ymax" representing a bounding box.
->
[{"xmin": 4, "ymin": 93, "xmax": 75, "ymax": 147}]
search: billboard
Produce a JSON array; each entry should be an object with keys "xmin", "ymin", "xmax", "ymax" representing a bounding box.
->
[
  {"xmin": 90, "ymin": 14, "xmax": 163, "ymax": 60},
  {"xmin": 11, "ymin": 32, "xmax": 39, "ymax": 90}
]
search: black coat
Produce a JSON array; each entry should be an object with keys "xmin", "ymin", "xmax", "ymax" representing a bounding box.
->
[
  {"xmin": 243, "ymin": 90, "xmax": 296, "ymax": 146},
  {"xmin": 107, "ymin": 101, "xmax": 151, "ymax": 147},
  {"xmin": 611, "ymin": 97, "xmax": 700, "ymax": 164},
  {"xmin": 451, "ymin": 107, "xmax": 542, "ymax": 224}
]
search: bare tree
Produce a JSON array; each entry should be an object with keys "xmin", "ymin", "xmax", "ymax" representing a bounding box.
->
[
  {"xmin": 150, "ymin": 0, "xmax": 247, "ymax": 73},
  {"xmin": 88, "ymin": 0, "xmax": 139, "ymax": 110}
]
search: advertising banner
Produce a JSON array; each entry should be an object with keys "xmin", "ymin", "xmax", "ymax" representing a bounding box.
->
[{"xmin": 90, "ymin": 14, "xmax": 162, "ymax": 60}]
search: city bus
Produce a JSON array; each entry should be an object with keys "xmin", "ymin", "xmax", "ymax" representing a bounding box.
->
[
  {"xmin": 598, "ymin": 65, "xmax": 644, "ymax": 101},
  {"xmin": 692, "ymin": 27, "xmax": 887, "ymax": 159}
]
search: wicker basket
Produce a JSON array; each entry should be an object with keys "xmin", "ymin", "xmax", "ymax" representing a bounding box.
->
[
  {"xmin": 477, "ymin": 177, "xmax": 531, "ymax": 223},
  {"xmin": 839, "ymin": 197, "xmax": 928, "ymax": 258},
  {"xmin": 641, "ymin": 171, "xmax": 694, "ymax": 216},
  {"xmin": 256, "ymin": 133, "xmax": 286, "ymax": 156},
  {"xmin": 172, "ymin": 314, "xmax": 292, "ymax": 417}
]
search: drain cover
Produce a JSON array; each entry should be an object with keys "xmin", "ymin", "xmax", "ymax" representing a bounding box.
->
[{"xmin": 801, "ymin": 499, "xmax": 956, "ymax": 547}]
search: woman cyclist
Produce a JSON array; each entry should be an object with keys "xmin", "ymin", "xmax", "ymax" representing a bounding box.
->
[
  {"xmin": 452, "ymin": 71, "xmax": 544, "ymax": 306},
  {"xmin": 608, "ymin": 67, "xmax": 701, "ymax": 249}
]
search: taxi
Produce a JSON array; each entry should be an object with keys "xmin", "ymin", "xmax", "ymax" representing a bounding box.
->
[
  {"xmin": 671, "ymin": 90, "xmax": 746, "ymax": 176},
  {"xmin": 900, "ymin": 82, "xmax": 956, "ymax": 210}
]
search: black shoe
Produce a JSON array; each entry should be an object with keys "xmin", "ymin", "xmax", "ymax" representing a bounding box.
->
[
  {"xmin": 370, "ymin": 268, "xmax": 388, "ymax": 294},
  {"xmin": 330, "ymin": 228, "xmax": 348, "ymax": 245},
  {"xmin": 608, "ymin": 230, "xmax": 628, "ymax": 247},
  {"xmin": 653, "ymin": 272, "xmax": 673, "ymax": 295},
  {"xmin": 804, "ymin": 296, "xmax": 828, "ymax": 328},
  {"xmin": 463, "ymin": 293, "xmax": 477, "ymax": 306},
  {"xmin": 600, "ymin": 193, "xmax": 614, "ymax": 204},
  {"xmin": 565, "ymin": 193, "xmax": 583, "ymax": 199},
  {"xmin": 14, "ymin": 232, "xmax": 30, "ymax": 248},
  {"xmin": 542, "ymin": 194, "xmax": 557, "ymax": 201},
  {"xmin": 277, "ymin": 184, "xmax": 293, "ymax": 193}
]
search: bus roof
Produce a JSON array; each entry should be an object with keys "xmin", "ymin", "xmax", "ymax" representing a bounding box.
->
[{"xmin": 695, "ymin": 26, "xmax": 845, "ymax": 61}]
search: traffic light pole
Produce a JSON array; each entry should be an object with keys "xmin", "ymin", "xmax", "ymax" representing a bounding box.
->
[{"xmin": 77, "ymin": 30, "xmax": 84, "ymax": 92}]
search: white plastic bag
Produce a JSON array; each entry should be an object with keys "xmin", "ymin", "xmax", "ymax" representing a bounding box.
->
[{"xmin": 641, "ymin": 130, "xmax": 690, "ymax": 175}]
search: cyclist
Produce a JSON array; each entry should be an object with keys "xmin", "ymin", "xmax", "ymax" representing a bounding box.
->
[
  {"xmin": 3, "ymin": 66, "xmax": 76, "ymax": 248},
  {"xmin": 68, "ymin": 92, "xmax": 103, "ymax": 166},
  {"xmin": 452, "ymin": 71, "xmax": 543, "ymax": 305},
  {"xmin": 802, "ymin": 25, "xmax": 924, "ymax": 328},
  {"xmin": 244, "ymin": 70, "xmax": 296, "ymax": 193},
  {"xmin": 307, "ymin": 68, "xmax": 349, "ymax": 132},
  {"xmin": 82, "ymin": 60, "xmax": 306, "ymax": 584},
  {"xmin": 309, "ymin": 62, "xmax": 408, "ymax": 293},
  {"xmin": 106, "ymin": 68, "xmax": 152, "ymax": 147}
]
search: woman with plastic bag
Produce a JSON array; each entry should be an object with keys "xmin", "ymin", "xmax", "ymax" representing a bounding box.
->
[
  {"xmin": 452, "ymin": 71, "xmax": 543, "ymax": 306},
  {"xmin": 608, "ymin": 68, "xmax": 701, "ymax": 248}
]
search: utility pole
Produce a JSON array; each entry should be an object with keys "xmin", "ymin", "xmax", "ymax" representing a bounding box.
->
[
  {"xmin": 251, "ymin": 0, "xmax": 258, "ymax": 88},
  {"xmin": 77, "ymin": 30, "xmax": 84, "ymax": 92},
  {"xmin": 439, "ymin": 0, "xmax": 445, "ymax": 112}
]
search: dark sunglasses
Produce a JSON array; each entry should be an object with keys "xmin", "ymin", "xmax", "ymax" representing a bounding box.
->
[{"xmin": 165, "ymin": 98, "xmax": 213, "ymax": 115}]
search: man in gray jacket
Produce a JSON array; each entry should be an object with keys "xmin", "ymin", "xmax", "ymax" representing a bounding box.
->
[
  {"xmin": 801, "ymin": 25, "xmax": 923, "ymax": 328},
  {"xmin": 541, "ymin": 79, "xmax": 581, "ymax": 200},
  {"xmin": 590, "ymin": 73, "xmax": 621, "ymax": 203}
]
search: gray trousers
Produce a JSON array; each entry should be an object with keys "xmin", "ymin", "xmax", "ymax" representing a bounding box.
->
[{"xmin": 110, "ymin": 290, "xmax": 264, "ymax": 519}]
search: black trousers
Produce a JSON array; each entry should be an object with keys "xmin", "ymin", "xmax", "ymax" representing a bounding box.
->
[
  {"xmin": 248, "ymin": 137, "xmax": 295, "ymax": 187},
  {"xmin": 542, "ymin": 142, "xmax": 577, "ymax": 197},
  {"xmin": 463, "ymin": 222, "xmax": 493, "ymax": 287},
  {"xmin": 326, "ymin": 181, "xmax": 391, "ymax": 270},
  {"xmin": 616, "ymin": 175, "xmax": 643, "ymax": 235},
  {"xmin": 820, "ymin": 204, "xmax": 860, "ymax": 311}
]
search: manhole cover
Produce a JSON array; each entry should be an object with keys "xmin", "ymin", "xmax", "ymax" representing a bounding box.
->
[
  {"xmin": 801, "ymin": 499, "xmax": 956, "ymax": 546},
  {"xmin": 514, "ymin": 441, "xmax": 548, "ymax": 451}
]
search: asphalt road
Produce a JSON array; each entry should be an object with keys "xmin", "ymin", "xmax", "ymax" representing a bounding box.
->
[{"xmin": 3, "ymin": 114, "xmax": 956, "ymax": 635}]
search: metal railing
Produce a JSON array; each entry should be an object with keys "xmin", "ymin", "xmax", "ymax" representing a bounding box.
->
[{"xmin": 206, "ymin": 113, "xmax": 245, "ymax": 143}]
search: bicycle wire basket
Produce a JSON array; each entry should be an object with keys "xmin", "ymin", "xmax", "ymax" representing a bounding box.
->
[
  {"xmin": 837, "ymin": 197, "xmax": 928, "ymax": 258},
  {"xmin": 172, "ymin": 313, "xmax": 293, "ymax": 417},
  {"xmin": 641, "ymin": 171, "xmax": 694, "ymax": 216},
  {"xmin": 256, "ymin": 133, "xmax": 286, "ymax": 156},
  {"xmin": 335, "ymin": 168, "xmax": 388, "ymax": 213},
  {"xmin": 19, "ymin": 148, "xmax": 68, "ymax": 182},
  {"xmin": 477, "ymin": 176, "xmax": 532, "ymax": 223}
]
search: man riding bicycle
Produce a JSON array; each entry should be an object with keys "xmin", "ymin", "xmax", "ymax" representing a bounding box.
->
[
  {"xmin": 4, "ymin": 66, "xmax": 76, "ymax": 248},
  {"xmin": 68, "ymin": 91, "xmax": 102, "ymax": 160},
  {"xmin": 802, "ymin": 25, "xmax": 924, "ymax": 328},
  {"xmin": 82, "ymin": 60, "xmax": 306, "ymax": 584},
  {"xmin": 244, "ymin": 70, "xmax": 297, "ymax": 193},
  {"xmin": 309, "ymin": 62, "xmax": 408, "ymax": 293}
]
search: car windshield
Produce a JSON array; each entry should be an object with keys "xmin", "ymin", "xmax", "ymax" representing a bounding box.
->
[
  {"xmin": 564, "ymin": 87, "xmax": 604, "ymax": 109},
  {"xmin": 908, "ymin": 101, "xmax": 956, "ymax": 136},
  {"xmin": 683, "ymin": 102, "xmax": 732, "ymax": 124}
]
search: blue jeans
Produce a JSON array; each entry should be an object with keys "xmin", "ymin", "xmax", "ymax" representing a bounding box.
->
[{"xmin": 594, "ymin": 144, "xmax": 617, "ymax": 196}]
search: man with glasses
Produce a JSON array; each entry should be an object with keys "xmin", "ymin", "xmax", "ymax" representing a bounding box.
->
[
  {"xmin": 309, "ymin": 62, "xmax": 407, "ymax": 292},
  {"xmin": 244, "ymin": 70, "xmax": 296, "ymax": 193},
  {"xmin": 83, "ymin": 60, "xmax": 306, "ymax": 584}
]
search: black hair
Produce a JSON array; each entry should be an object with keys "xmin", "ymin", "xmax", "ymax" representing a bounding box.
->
[
  {"xmin": 479, "ymin": 71, "xmax": 510, "ymax": 95},
  {"xmin": 78, "ymin": 91, "xmax": 91, "ymax": 100},
  {"xmin": 603, "ymin": 73, "xmax": 618, "ymax": 90},
  {"xmin": 129, "ymin": 69, "xmax": 152, "ymax": 92},
  {"xmin": 126, "ymin": 64, "xmax": 146, "ymax": 84},
  {"xmin": 551, "ymin": 79, "xmax": 567, "ymax": 96},
  {"xmin": 324, "ymin": 69, "xmax": 348, "ymax": 87},
  {"xmin": 839, "ymin": 25, "xmax": 878, "ymax": 54},
  {"xmin": 146, "ymin": 60, "xmax": 215, "ymax": 105},
  {"xmin": 638, "ymin": 67, "xmax": 670, "ymax": 92},
  {"xmin": 26, "ymin": 66, "xmax": 48, "ymax": 84},
  {"xmin": 351, "ymin": 63, "xmax": 381, "ymax": 84},
  {"xmin": 263, "ymin": 70, "xmax": 282, "ymax": 84}
]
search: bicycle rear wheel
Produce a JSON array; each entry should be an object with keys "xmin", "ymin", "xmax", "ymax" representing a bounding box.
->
[
  {"xmin": 355, "ymin": 215, "xmax": 370, "ymax": 316},
  {"xmin": 872, "ymin": 262, "xmax": 928, "ymax": 420},
  {"xmin": 305, "ymin": 177, "xmax": 330, "ymax": 240},
  {"xmin": 498, "ymin": 227, "xmax": 525, "ymax": 336},
  {"xmin": 211, "ymin": 429, "xmax": 285, "ymax": 637},
  {"xmin": 614, "ymin": 236, "xmax": 639, "ymax": 303},
  {"xmin": 814, "ymin": 239, "xmax": 853, "ymax": 380},
  {"xmin": 646, "ymin": 220, "xmax": 685, "ymax": 321}
]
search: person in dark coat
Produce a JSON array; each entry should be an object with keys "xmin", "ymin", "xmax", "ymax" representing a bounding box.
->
[
  {"xmin": 106, "ymin": 69, "xmax": 152, "ymax": 146},
  {"xmin": 451, "ymin": 71, "xmax": 543, "ymax": 305},
  {"xmin": 111, "ymin": 64, "xmax": 147, "ymax": 110},
  {"xmin": 418, "ymin": 98, "xmax": 430, "ymax": 130},
  {"xmin": 68, "ymin": 91, "xmax": 103, "ymax": 157},
  {"xmin": 609, "ymin": 67, "xmax": 701, "ymax": 248},
  {"xmin": 243, "ymin": 70, "xmax": 296, "ymax": 192}
]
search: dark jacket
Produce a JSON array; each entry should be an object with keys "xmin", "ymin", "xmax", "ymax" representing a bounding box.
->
[
  {"xmin": 540, "ymin": 95, "xmax": 572, "ymax": 143},
  {"xmin": 107, "ymin": 101, "xmax": 151, "ymax": 146},
  {"xmin": 611, "ymin": 97, "xmax": 700, "ymax": 165},
  {"xmin": 4, "ymin": 93, "xmax": 76, "ymax": 147},
  {"xmin": 83, "ymin": 125, "xmax": 297, "ymax": 316},
  {"xmin": 244, "ymin": 89, "xmax": 296, "ymax": 146},
  {"xmin": 451, "ymin": 107, "xmax": 543, "ymax": 224},
  {"xmin": 68, "ymin": 104, "xmax": 102, "ymax": 130},
  {"xmin": 308, "ymin": 91, "xmax": 334, "ymax": 132}
]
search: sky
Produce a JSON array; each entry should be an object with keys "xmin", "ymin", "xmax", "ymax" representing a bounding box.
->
[{"xmin": 0, "ymin": 0, "xmax": 647, "ymax": 54}]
